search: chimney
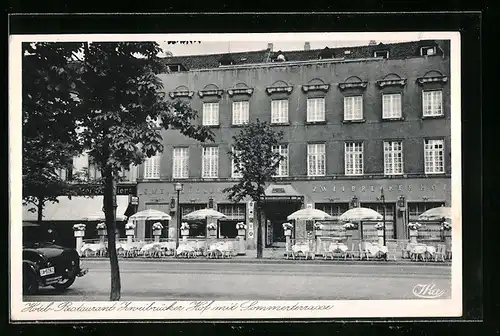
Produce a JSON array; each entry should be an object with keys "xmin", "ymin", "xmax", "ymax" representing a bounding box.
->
[
  {"xmin": 304, "ymin": 42, "xmax": 311, "ymax": 51},
  {"xmin": 267, "ymin": 43, "xmax": 273, "ymax": 51},
  {"xmin": 369, "ymin": 40, "xmax": 377, "ymax": 46}
]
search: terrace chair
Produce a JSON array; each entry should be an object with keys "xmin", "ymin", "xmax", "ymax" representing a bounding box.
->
[
  {"xmin": 322, "ymin": 240, "xmax": 334, "ymax": 260},
  {"xmin": 433, "ymin": 244, "xmax": 446, "ymax": 262},
  {"xmin": 411, "ymin": 244, "xmax": 428, "ymax": 261},
  {"xmin": 385, "ymin": 241, "xmax": 398, "ymax": 261},
  {"xmin": 344, "ymin": 242, "xmax": 358, "ymax": 260},
  {"xmin": 359, "ymin": 241, "xmax": 373, "ymax": 260}
]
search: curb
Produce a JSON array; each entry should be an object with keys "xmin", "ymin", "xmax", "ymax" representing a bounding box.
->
[{"xmin": 81, "ymin": 257, "xmax": 452, "ymax": 267}]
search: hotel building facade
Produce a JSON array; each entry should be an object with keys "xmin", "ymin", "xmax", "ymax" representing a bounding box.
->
[{"xmin": 132, "ymin": 40, "xmax": 451, "ymax": 248}]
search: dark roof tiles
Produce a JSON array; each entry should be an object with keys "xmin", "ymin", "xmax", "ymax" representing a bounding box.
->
[{"xmin": 161, "ymin": 40, "xmax": 449, "ymax": 71}]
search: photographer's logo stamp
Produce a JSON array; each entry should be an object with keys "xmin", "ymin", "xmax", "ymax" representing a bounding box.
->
[{"xmin": 412, "ymin": 283, "xmax": 446, "ymax": 299}]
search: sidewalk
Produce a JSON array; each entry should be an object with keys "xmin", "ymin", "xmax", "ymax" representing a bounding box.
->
[{"xmin": 83, "ymin": 249, "xmax": 452, "ymax": 266}]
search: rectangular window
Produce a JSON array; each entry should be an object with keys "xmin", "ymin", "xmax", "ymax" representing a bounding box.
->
[
  {"xmin": 120, "ymin": 164, "xmax": 137, "ymax": 182},
  {"xmin": 144, "ymin": 155, "xmax": 160, "ymax": 179},
  {"xmin": 422, "ymin": 90, "xmax": 443, "ymax": 117},
  {"xmin": 272, "ymin": 144, "xmax": 289, "ymax": 177},
  {"xmin": 343, "ymin": 96, "xmax": 363, "ymax": 121},
  {"xmin": 231, "ymin": 148, "xmax": 243, "ymax": 178},
  {"xmin": 307, "ymin": 143, "xmax": 326, "ymax": 176},
  {"xmin": 306, "ymin": 97, "xmax": 326, "ymax": 122},
  {"xmin": 202, "ymin": 102, "xmax": 219, "ymax": 126},
  {"xmin": 344, "ymin": 142, "xmax": 363, "ymax": 175},
  {"xmin": 88, "ymin": 161, "xmax": 101, "ymax": 180},
  {"xmin": 271, "ymin": 99, "xmax": 289, "ymax": 124},
  {"xmin": 172, "ymin": 147, "xmax": 189, "ymax": 179},
  {"xmin": 382, "ymin": 93, "xmax": 402, "ymax": 119},
  {"xmin": 374, "ymin": 50, "xmax": 389, "ymax": 58},
  {"xmin": 424, "ymin": 139, "xmax": 445, "ymax": 174},
  {"xmin": 232, "ymin": 101, "xmax": 249, "ymax": 125},
  {"xmin": 384, "ymin": 141, "xmax": 404, "ymax": 175},
  {"xmin": 202, "ymin": 146, "xmax": 219, "ymax": 178},
  {"xmin": 420, "ymin": 46, "xmax": 436, "ymax": 56}
]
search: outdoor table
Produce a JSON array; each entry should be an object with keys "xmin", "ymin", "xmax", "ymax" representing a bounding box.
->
[
  {"xmin": 291, "ymin": 243, "xmax": 314, "ymax": 259},
  {"xmin": 409, "ymin": 244, "xmax": 435, "ymax": 261},
  {"xmin": 329, "ymin": 243, "xmax": 349, "ymax": 253},
  {"xmin": 367, "ymin": 244, "xmax": 389, "ymax": 259},
  {"xmin": 176, "ymin": 244, "xmax": 196, "ymax": 258}
]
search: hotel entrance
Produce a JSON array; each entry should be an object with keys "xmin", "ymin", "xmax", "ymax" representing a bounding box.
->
[{"xmin": 262, "ymin": 184, "xmax": 303, "ymax": 247}]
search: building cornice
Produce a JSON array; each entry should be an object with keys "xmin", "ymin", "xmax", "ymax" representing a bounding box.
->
[
  {"xmin": 168, "ymin": 90, "xmax": 195, "ymax": 99},
  {"xmin": 338, "ymin": 81, "xmax": 368, "ymax": 91},
  {"xmin": 227, "ymin": 88, "xmax": 254, "ymax": 97},
  {"xmin": 198, "ymin": 89, "xmax": 224, "ymax": 98},
  {"xmin": 416, "ymin": 76, "xmax": 449, "ymax": 86},
  {"xmin": 376, "ymin": 78, "xmax": 407, "ymax": 88},
  {"xmin": 301, "ymin": 84, "xmax": 330, "ymax": 93},
  {"xmin": 266, "ymin": 86, "xmax": 293, "ymax": 95}
]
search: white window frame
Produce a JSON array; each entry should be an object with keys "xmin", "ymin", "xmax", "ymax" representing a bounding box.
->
[
  {"xmin": 202, "ymin": 146, "xmax": 219, "ymax": 178},
  {"xmin": 374, "ymin": 50, "xmax": 389, "ymax": 58},
  {"xmin": 202, "ymin": 102, "xmax": 219, "ymax": 126},
  {"xmin": 343, "ymin": 95, "xmax": 363, "ymax": 121},
  {"xmin": 383, "ymin": 141, "xmax": 404, "ymax": 176},
  {"xmin": 307, "ymin": 143, "xmax": 326, "ymax": 176},
  {"xmin": 420, "ymin": 46, "xmax": 437, "ymax": 56},
  {"xmin": 172, "ymin": 147, "xmax": 189, "ymax": 179},
  {"xmin": 382, "ymin": 93, "xmax": 402, "ymax": 119},
  {"xmin": 306, "ymin": 97, "xmax": 326, "ymax": 122},
  {"xmin": 271, "ymin": 99, "xmax": 289, "ymax": 124},
  {"xmin": 232, "ymin": 101, "xmax": 250, "ymax": 125},
  {"xmin": 422, "ymin": 90, "xmax": 443, "ymax": 117},
  {"xmin": 424, "ymin": 139, "xmax": 445, "ymax": 174},
  {"xmin": 144, "ymin": 154, "xmax": 160, "ymax": 179},
  {"xmin": 231, "ymin": 148, "xmax": 243, "ymax": 178},
  {"xmin": 272, "ymin": 144, "xmax": 289, "ymax": 177},
  {"xmin": 344, "ymin": 142, "xmax": 364, "ymax": 176}
]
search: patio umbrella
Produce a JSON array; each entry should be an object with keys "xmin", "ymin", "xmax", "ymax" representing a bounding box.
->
[
  {"xmin": 418, "ymin": 206, "xmax": 452, "ymax": 221},
  {"xmin": 183, "ymin": 208, "xmax": 226, "ymax": 220},
  {"xmin": 128, "ymin": 209, "xmax": 172, "ymax": 221},
  {"xmin": 287, "ymin": 208, "xmax": 333, "ymax": 221},
  {"xmin": 338, "ymin": 207, "xmax": 383, "ymax": 240}
]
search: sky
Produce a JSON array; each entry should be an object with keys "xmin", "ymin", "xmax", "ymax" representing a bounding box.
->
[{"xmin": 156, "ymin": 40, "xmax": 412, "ymax": 57}]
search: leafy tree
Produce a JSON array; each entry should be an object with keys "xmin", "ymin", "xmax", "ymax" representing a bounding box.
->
[
  {"xmin": 22, "ymin": 42, "xmax": 85, "ymax": 224},
  {"xmin": 223, "ymin": 120, "xmax": 284, "ymax": 259},
  {"xmin": 71, "ymin": 42, "xmax": 213, "ymax": 300}
]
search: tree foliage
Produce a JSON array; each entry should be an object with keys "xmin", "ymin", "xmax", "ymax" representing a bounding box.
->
[
  {"xmin": 223, "ymin": 120, "xmax": 284, "ymax": 258},
  {"xmin": 72, "ymin": 41, "xmax": 214, "ymax": 300},
  {"xmin": 22, "ymin": 42, "xmax": 86, "ymax": 223}
]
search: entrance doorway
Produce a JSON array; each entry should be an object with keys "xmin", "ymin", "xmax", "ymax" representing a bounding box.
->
[{"xmin": 263, "ymin": 201, "xmax": 301, "ymax": 247}]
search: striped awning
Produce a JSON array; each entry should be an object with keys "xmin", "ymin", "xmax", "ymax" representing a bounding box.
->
[{"xmin": 22, "ymin": 196, "xmax": 130, "ymax": 222}]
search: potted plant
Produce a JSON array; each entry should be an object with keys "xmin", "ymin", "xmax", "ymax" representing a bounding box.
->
[
  {"xmin": 96, "ymin": 222, "xmax": 106, "ymax": 236},
  {"xmin": 408, "ymin": 222, "xmax": 421, "ymax": 243},
  {"xmin": 180, "ymin": 222, "xmax": 190, "ymax": 236},
  {"xmin": 72, "ymin": 223, "xmax": 86, "ymax": 237},
  {"xmin": 441, "ymin": 221, "xmax": 452, "ymax": 231},
  {"xmin": 313, "ymin": 222, "xmax": 323, "ymax": 236},
  {"xmin": 342, "ymin": 222, "xmax": 357, "ymax": 230},
  {"xmin": 125, "ymin": 222, "xmax": 136, "ymax": 236},
  {"xmin": 282, "ymin": 222, "xmax": 293, "ymax": 236},
  {"xmin": 236, "ymin": 222, "xmax": 247, "ymax": 236},
  {"xmin": 152, "ymin": 222, "xmax": 163, "ymax": 236}
]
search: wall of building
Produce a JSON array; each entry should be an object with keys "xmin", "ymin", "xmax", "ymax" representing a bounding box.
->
[{"xmin": 137, "ymin": 56, "xmax": 450, "ymax": 180}]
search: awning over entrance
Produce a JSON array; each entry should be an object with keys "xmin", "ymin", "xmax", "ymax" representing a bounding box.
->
[
  {"xmin": 263, "ymin": 184, "xmax": 303, "ymax": 202},
  {"xmin": 22, "ymin": 196, "xmax": 131, "ymax": 222}
]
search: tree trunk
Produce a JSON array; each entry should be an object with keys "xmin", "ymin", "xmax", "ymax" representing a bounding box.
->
[
  {"xmin": 256, "ymin": 201, "xmax": 263, "ymax": 259},
  {"xmin": 103, "ymin": 168, "xmax": 121, "ymax": 301},
  {"xmin": 36, "ymin": 197, "xmax": 44, "ymax": 226}
]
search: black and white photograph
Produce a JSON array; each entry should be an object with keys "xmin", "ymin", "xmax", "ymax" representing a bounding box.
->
[{"xmin": 10, "ymin": 32, "xmax": 462, "ymax": 320}]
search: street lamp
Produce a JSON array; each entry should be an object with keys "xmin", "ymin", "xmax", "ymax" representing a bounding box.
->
[
  {"xmin": 379, "ymin": 187, "xmax": 386, "ymax": 246},
  {"xmin": 174, "ymin": 182, "xmax": 183, "ymax": 248}
]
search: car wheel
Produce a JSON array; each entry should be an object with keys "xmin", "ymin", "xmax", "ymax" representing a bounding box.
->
[
  {"xmin": 23, "ymin": 266, "xmax": 39, "ymax": 295},
  {"xmin": 51, "ymin": 274, "xmax": 76, "ymax": 290}
]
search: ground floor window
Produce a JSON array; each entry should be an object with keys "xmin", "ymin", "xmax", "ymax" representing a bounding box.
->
[
  {"xmin": 407, "ymin": 202, "xmax": 445, "ymax": 242},
  {"xmin": 315, "ymin": 203, "xmax": 350, "ymax": 239},
  {"xmin": 218, "ymin": 203, "xmax": 246, "ymax": 239},
  {"xmin": 181, "ymin": 204, "xmax": 207, "ymax": 238},
  {"xmin": 361, "ymin": 202, "xmax": 396, "ymax": 241}
]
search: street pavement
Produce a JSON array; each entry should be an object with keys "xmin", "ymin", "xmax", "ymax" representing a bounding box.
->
[{"xmin": 24, "ymin": 259, "xmax": 452, "ymax": 301}]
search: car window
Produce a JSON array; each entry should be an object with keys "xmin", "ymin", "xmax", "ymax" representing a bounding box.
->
[{"xmin": 23, "ymin": 226, "xmax": 59, "ymax": 245}]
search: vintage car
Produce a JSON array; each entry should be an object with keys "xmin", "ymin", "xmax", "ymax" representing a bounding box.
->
[{"xmin": 22, "ymin": 223, "xmax": 88, "ymax": 295}]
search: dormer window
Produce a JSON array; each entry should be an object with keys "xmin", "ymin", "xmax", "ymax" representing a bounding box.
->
[
  {"xmin": 168, "ymin": 65, "xmax": 180, "ymax": 72},
  {"xmin": 219, "ymin": 54, "xmax": 235, "ymax": 66},
  {"xmin": 374, "ymin": 50, "xmax": 389, "ymax": 59},
  {"xmin": 420, "ymin": 46, "xmax": 437, "ymax": 56},
  {"xmin": 273, "ymin": 51, "xmax": 287, "ymax": 62},
  {"xmin": 318, "ymin": 47, "xmax": 335, "ymax": 60}
]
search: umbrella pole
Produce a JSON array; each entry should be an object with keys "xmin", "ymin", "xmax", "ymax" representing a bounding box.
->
[{"xmin": 360, "ymin": 221, "xmax": 363, "ymax": 240}]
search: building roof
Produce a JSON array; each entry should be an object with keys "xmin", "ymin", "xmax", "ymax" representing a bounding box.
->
[{"xmin": 161, "ymin": 40, "xmax": 449, "ymax": 71}]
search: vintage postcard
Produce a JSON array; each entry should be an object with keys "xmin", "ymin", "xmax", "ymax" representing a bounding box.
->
[{"xmin": 10, "ymin": 31, "xmax": 462, "ymax": 321}]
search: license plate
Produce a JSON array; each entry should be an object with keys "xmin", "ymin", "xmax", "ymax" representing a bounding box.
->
[{"xmin": 40, "ymin": 266, "xmax": 55, "ymax": 276}]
